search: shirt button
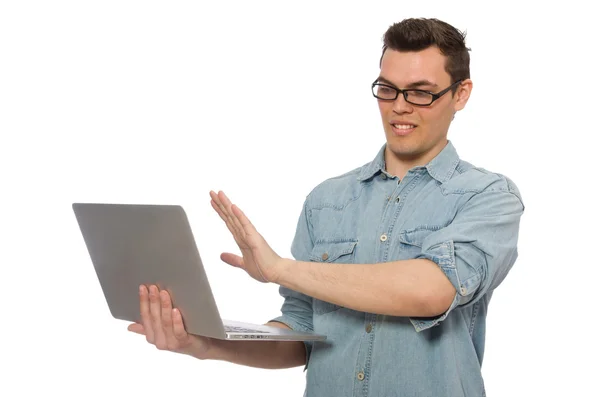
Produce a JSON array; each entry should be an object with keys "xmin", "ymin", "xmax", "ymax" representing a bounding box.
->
[
  {"xmin": 366, "ymin": 323, "xmax": 373, "ymax": 333},
  {"xmin": 395, "ymin": 197, "xmax": 400, "ymax": 203},
  {"xmin": 380, "ymin": 173, "xmax": 387, "ymax": 179},
  {"xmin": 357, "ymin": 371, "xmax": 365, "ymax": 381},
  {"xmin": 380, "ymin": 234, "xmax": 388, "ymax": 242},
  {"xmin": 321, "ymin": 253, "xmax": 329, "ymax": 261},
  {"xmin": 460, "ymin": 287, "xmax": 467, "ymax": 295}
]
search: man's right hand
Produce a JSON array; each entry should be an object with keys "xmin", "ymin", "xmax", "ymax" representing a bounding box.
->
[
  {"xmin": 127, "ymin": 284, "xmax": 307, "ymax": 370},
  {"xmin": 127, "ymin": 284, "xmax": 212, "ymax": 360}
]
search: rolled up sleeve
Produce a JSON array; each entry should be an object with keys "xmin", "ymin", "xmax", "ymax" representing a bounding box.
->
[
  {"xmin": 411, "ymin": 185, "xmax": 525, "ymax": 331},
  {"xmin": 269, "ymin": 198, "xmax": 315, "ymax": 369}
]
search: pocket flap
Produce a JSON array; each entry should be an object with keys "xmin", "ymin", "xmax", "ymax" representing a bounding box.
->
[
  {"xmin": 309, "ymin": 240, "xmax": 358, "ymax": 263},
  {"xmin": 398, "ymin": 227, "xmax": 438, "ymax": 247}
]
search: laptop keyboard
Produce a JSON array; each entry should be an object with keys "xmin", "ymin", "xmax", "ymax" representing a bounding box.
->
[{"xmin": 224, "ymin": 325, "xmax": 269, "ymax": 334}]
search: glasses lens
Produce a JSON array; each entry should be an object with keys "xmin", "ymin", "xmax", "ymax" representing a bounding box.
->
[
  {"xmin": 405, "ymin": 90, "xmax": 433, "ymax": 105},
  {"xmin": 373, "ymin": 84, "xmax": 397, "ymax": 100}
]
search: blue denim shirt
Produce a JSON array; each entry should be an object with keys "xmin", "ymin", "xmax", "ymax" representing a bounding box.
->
[{"xmin": 270, "ymin": 140, "xmax": 524, "ymax": 397}]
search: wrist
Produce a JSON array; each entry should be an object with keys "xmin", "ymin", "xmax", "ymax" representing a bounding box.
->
[
  {"xmin": 190, "ymin": 337, "xmax": 225, "ymax": 361},
  {"xmin": 269, "ymin": 257, "xmax": 294, "ymax": 285},
  {"xmin": 180, "ymin": 336, "xmax": 221, "ymax": 361}
]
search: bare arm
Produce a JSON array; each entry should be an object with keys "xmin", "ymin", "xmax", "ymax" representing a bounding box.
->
[
  {"xmin": 203, "ymin": 322, "xmax": 307, "ymax": 369},
  {"xmin": 277, "ymin": 258, "xmax": 456, "ymax": 317}
]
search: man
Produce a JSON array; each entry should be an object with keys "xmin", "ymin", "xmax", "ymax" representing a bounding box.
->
[{"xmin": 128, "ymin": 18, "xmax": 524, "ymax": 396}]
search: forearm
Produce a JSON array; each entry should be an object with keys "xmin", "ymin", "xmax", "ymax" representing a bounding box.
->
[
  {"xmin": 201, "ymin": 322, "xmax": 306, "ymax": 369},
  {"xmin": 277, "ymin": 258, "xmax": 455, "ymax": 317}
]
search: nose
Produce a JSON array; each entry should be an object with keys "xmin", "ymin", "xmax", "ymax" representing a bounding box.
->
[{"xmin": 392, "ymin": 93, "xmax": 413, "ymax": 114}]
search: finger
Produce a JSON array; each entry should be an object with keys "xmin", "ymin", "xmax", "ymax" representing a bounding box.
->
[
  {"xmin": 211, "ymin": 199, "xmax": 244, "ymax": 246},
  {"xmin": 217, "ymin": 191, "xmax": 246, "ymax": 237},
  {"xmin": 127, "ymin": 323, "xmax": 145, "ymax": 335},
  {"xmin": 231, "ymin": 204, "xmax": 259, "ymax": 235},
  {"xmin": 149, "ymin": 285, "xmax": 167, "ymax": 348},
  {"xmin": 220, "ymin": 252, "xmax": 244, "ymax": 268},
  {"xmin": 211, "ymin": 190, "xmax": 234, "ymax": 223},
  {"xmin": 172, "ymin": 308, "xmax": 188, "ymax": 341},
  {"xmin": 210, "ymin": 192, "xmax": 242, "ymax": 238},
  {"xmin": 139, "ymin": 285, "xmax": 155, "ymax": 343},
  {"xmin": 210, "ymin": 191, "xmax": 229, "ymax": 221},
  {"xmin": 160, "ymin": 290, "xmax": 178, "ymax": 349},
  {"xmin": 229, "ymin": 206, "xmax": 248, "ymax": 240},
  {"xmin": 210, "ymin": 197, "xmax": 228, "ymax": 222},
  {"xmin": 210, "ymin": 198, "xmax": 235, "ymax": 232}
]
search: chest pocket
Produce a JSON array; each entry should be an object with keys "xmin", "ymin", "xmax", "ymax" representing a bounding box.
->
[
  {"xmin": 309, "ymin": 239, "xmax": 358, "ymax": 315},
  {"xmin": 397, "ymin": 226, "xmax": 438, "ymax": 258}
]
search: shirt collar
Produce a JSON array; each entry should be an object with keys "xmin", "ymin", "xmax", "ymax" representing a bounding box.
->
[
  {"xmin": 357, "ymin": 144, "xmax": 387, "ymax": 182},
  {"xmin": 358, "ymin": 140, "xmax": 460, "ymax": 183}
]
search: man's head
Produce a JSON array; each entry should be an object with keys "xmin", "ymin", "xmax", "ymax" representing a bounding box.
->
[{"xmin": 373, "ymin": 18, "xmax": 472, "ymax": 168}]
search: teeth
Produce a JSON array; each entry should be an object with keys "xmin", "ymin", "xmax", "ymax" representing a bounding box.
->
[{"xmin": 393, "ymin": 124, "xmax": 415, "ymax": 129}]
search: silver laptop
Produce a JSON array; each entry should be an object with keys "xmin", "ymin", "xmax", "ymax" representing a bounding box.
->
[{"xmin": 72, "ymin": 202, "xmax": 326, "ymax": 342}]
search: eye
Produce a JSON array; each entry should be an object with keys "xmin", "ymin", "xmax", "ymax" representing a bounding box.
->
[
  {"xmin": 410, "ymin": 90, "xmax": 430, "ymax": 98},
  {"xmin": 379, "ymin": 86, "xmax": 395, "ymax": 94}
]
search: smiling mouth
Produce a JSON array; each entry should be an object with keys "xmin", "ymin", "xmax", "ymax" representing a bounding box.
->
[
  {"xmin": 392, "ymin": 124, "xmax": 416, "ymax": 129},
  {"xmin": 390, "ymin": 123, "xmax": 417, "ymax": 136}
]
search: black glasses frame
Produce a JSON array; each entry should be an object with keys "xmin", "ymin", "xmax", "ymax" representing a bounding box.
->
[{"xmin": 371, "ymin": 79, "xmax": 464, "ymax": 106}]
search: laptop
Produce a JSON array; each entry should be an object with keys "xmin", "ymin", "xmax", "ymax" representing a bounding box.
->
[{"xmin": 72, "ymin": 202, "xmax": 326, "ymax": 342}]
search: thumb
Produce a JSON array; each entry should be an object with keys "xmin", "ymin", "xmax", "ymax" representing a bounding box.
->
[
  {"xmin": 127, "ymin": 323, "xmax": 145, "ymax": 335},
  {"xmin": 220, "ymin": 252, "xmax": 244, "ymax": 268}
]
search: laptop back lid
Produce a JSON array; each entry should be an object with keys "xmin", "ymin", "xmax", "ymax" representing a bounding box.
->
[{"xmin": 72, "ymin": 203, "xmax": 227, "ymax": 339}]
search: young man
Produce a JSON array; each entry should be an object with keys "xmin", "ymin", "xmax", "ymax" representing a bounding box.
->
[{"xmin": 128, "ymin": 18, "xmax": 524, "ymax": 396}]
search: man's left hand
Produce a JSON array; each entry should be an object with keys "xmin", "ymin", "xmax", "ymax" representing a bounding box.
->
[{"xmin": 209, "ymin": 190, "xmax": 284, "ymax": 283}]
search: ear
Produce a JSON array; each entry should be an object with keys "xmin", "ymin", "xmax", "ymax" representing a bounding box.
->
[{"xmin": 453, "ymin": 79, "xmax": 473, "ymax": 112}]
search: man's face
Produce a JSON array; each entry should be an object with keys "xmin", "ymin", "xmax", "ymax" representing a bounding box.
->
[{"xmin": 376, "ymin": 46, "xmax": 471, "ymax": 164}]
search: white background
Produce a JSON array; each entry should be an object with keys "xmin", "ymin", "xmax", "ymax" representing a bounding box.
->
[{"xmin": 1, "ymin": 1, "xmax": 598, "ymax": 396}]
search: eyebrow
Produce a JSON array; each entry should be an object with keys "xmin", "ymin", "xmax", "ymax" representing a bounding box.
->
[{"xmin": 376, "ymin": 76, "xmax": 439, "ymax": 90}]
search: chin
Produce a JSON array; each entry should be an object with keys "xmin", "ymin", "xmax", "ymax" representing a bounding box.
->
[
  {"xmin": 385, "ymin": 133, "xmax": 419, "ymax": 153},
  {"xmin": 388, "ymin": 145, "xmax": 424, "ymax": 160}
]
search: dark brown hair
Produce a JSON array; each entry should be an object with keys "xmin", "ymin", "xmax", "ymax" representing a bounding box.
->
[{"xmin": 380, "ymin": 18, "xmax": 470, "ymax": 89}]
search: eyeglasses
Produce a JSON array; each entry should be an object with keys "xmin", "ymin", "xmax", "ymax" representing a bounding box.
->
[{"xmin": 371, "ymin": 79, "xmax": 463, "ymax": 106}]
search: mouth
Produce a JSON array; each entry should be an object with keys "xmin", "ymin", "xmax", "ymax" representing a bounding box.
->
[{"xmin": 390, "ymin": 123, "xmax": 417, "ymax": 136}]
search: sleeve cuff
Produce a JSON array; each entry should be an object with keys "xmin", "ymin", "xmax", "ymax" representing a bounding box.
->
[{"xmin": 410, "ymin": 240, "xmax": 481, "ymax": 332}]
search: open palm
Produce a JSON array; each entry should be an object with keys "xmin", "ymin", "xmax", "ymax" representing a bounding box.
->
[{"xmin": 209, "ymin": 190, "xmax": 281, "ymax": 283}]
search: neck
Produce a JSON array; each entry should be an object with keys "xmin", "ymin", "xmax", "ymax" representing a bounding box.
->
[{"xmin": 384, "ymin": 140, "xmax": 448, "ymax": 180}]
